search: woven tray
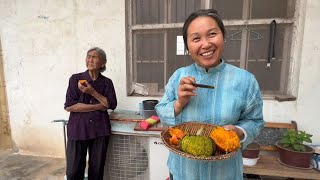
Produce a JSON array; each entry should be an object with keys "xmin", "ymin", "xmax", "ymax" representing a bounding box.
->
[{"xmin": 161, "ymin": 121, "xmax": 238, "ymax": 161}]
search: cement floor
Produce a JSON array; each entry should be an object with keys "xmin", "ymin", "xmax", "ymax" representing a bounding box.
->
[
  {"xmin": 0, "ymin": 150, "xmax": 65, "ymax": 180},
  {"xmin": 0, "ymin": 149, "xmax": 296, "ymax": 180}
]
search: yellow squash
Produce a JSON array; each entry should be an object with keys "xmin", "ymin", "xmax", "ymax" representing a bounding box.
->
[{"xmin": 210, "ymin": 126, "xmax": 240, "ymax": 153}]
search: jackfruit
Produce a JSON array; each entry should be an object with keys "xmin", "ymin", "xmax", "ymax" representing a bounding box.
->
[{"xmin": 181, "ymin": 135, "xmax": 216, "ymax": 157}]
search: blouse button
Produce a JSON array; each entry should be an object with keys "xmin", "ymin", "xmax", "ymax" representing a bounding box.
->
[
  {"xmin": 90, "ymin": 101, "xmax": 93, "ymax": 104},
  {"xmin": 90, "ymin": 120, "xmax": 93, "ymax": 123}
]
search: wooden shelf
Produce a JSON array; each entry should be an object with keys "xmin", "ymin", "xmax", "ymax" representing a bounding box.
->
[{"xmin": 244, "ymin": 155, "xmax": 320, "ymax": 179}]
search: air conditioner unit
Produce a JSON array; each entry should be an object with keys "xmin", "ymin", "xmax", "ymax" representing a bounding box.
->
[{"xmin": 104, "ymin": 134, "xmax": 169, "ymax": 180}]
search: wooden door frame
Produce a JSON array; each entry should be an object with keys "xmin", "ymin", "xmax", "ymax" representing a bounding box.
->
[{"xmin": 0, "ymin": 40, "xmax": 12, "ymax": 150}]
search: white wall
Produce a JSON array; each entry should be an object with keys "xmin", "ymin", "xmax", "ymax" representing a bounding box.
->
[
  {"xmin": 0, "ymin": 0, "xmax": 319, "ymax": 157},
  {"xmin": 296, "ymin": 0, "xmax": 320, "ymax": 145}
]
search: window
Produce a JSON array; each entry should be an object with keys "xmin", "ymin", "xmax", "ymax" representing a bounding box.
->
[{"xmin": 126, "ymin": 0, "xmax": 297, "ymax": 98}]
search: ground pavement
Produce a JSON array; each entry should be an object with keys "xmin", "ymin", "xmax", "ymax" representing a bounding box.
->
[{"xmin": 0, "ymin": 150, "xmax": 65, "ymax": 180}]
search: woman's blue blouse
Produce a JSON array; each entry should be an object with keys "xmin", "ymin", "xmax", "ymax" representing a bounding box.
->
[{"xmin": 156, "ymin": 60, "xmax": 264, "ymax": 180}]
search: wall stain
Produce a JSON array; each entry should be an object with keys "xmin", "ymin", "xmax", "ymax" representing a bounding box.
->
[{"xmin": 24, "ymin": 111, "xmax": 32, "ymax": 125}]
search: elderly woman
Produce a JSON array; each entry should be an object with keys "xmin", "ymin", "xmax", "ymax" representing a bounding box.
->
[
  {"xmin": 156, "ymin": 9, "xmax": 264, "ymax": 180},
  {"xmin": 64, "ymin": 47, "xmax": 117, "ymax": 180}
]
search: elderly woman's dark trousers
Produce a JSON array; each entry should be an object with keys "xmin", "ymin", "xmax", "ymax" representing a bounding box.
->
[{"xmin": 66, "ymin": 136, "xmax": 110, "ymax": 180}]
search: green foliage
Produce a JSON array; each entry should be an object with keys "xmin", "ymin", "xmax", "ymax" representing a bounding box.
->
[
  {"xmin": 181, "ymin": 135, "xmax": 216, "ymax": 156},
  {"xmin": 280, "ymin": 129, "xmax": 313, "ymax": 152}
]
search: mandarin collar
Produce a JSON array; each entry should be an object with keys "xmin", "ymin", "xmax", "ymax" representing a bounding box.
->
[
  {"xmin": 194, "ymin": 59, "xmax": 226, "ymax": 74},
  {"xmin": 82, "ymin": 70, "xmax": 101, "ymax": 82}
]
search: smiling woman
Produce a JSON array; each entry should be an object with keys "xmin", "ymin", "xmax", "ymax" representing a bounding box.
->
[
  {"xmin": 155, "ymin": 9, "xmax": 264, "ymax": 180},
  {"xmin": 183, "ymin": 11, "xmax": 226, "ymax": 72},
  {"xmin": 185, "ymin": 16, "xmax": 224, "ymax": 71}
]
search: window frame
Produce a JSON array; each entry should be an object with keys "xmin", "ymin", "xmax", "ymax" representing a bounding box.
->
[{"xmin": 126, "ymin": 0, "xmax": 301, "ymax": 100}]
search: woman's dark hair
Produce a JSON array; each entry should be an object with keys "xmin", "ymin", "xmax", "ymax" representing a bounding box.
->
[
  {"xmin": 87, "ymin": 47, "xmax": 107, "ymax": 72},
  {"xmin": 182, "ymin": 9, "xmax": 225, "ymax": 51}
]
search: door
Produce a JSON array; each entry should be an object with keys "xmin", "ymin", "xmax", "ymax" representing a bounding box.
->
[{"xmin": 0, "ymin": 40, "xmax": 12, "ymax": 150}]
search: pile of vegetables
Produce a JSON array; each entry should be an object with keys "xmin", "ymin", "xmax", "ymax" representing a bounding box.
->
[{"xmin": 168, "ymin": 126, "xmax": 240, "ymax": 157}]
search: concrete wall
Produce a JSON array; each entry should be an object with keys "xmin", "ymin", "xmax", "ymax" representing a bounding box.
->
[
  {"xmin": 0, "ymin": 0, "xmax": 319, "ymax": 157},
  {"xmin": 296, "ymin": 0, "xmax": 320, "ymax": 145}
]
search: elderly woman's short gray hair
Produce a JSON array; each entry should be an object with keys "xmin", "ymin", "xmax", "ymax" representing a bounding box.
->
[{"xmin": 87, "ymin": 47, "xmax": 107, "ymax": 72}]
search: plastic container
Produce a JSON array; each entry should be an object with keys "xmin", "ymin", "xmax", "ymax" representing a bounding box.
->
[
  {"xmin": 142, "ymin": 100, "xmax": 159, "ymax": 110},
  {"xmin": 243, "ymin": 157, "xmax": 260, "ymax": 166},
  {"xmin": 242, "ymin": 143, "xmax": 261, "ymax": 166},
  {"xmin": 139, "ymin": 102, "xmax": 158, "ymax": 118},
  {"xmin": 242, "ymin": 142, "xmax": 261, "ymax": 158},
  {"xmin": 139, "ymin": 103, "xmax": 144, "ymax": 117}
]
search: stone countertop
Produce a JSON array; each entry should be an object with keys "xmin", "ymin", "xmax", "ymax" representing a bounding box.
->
[
  {"xmin": 111, "ymin": 121, "xmax": 162, "ymax": 137},
  {"xmin": 109, "ymin": 109, "xmax": 145, "ymax": 122},
  {"xmin": 110, "ymin": 109, "xmax": 168, "ymax": 137}
]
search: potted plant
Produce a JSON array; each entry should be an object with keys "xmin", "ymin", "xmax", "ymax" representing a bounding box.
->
[
  {"xmin": 242, "ymin": 142, "xmax": 261, "ymax": 166},
  {"xmin": 275, "ymin": 129, "xmax": 314, "ymax": 168}
]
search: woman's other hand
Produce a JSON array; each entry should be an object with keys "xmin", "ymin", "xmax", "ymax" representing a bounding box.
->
[
  {"xmin": 223, "ymin": 125, "xmax": 244, "ymax": 140},
  {"xmin": 78, "ymin": 81, "xmax": 96, "ymax": 95},
  {"xmin": 78, "ymin": 81, "xmax": 109, "ymax": 108},
  {"xmin": 174, "ymin": 76, "xmax": 197, "ymax": 115}
]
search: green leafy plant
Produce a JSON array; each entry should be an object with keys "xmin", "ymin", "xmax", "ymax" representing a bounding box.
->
[{"xmin": 280, "ymin": 129, "xmax": 313, "ymax": 152}]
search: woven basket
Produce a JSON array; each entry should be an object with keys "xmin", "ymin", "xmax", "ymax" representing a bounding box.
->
[{"xmin": 161, "ymin": 121, "xmax": 238, "ymax": 161}]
